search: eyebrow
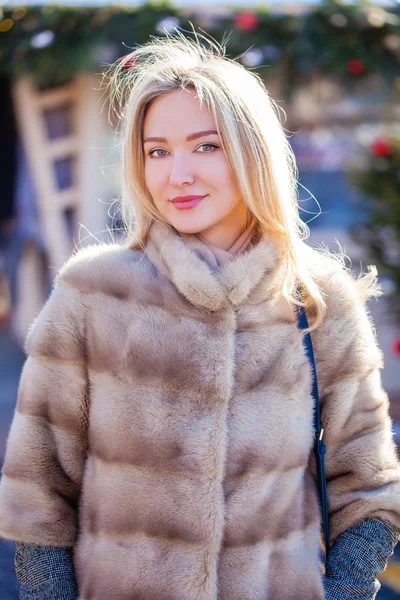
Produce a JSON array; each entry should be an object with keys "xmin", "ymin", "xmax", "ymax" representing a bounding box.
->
[{"xmin": 143, "ymin": 129, "xmax": 219, "ymax": 144}]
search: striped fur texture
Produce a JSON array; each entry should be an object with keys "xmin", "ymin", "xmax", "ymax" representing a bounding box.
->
[{"xmin": 1, "ymin": 221, "xmax": 400, "ymax": 600}]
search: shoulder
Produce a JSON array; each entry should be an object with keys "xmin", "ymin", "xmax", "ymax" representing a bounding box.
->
[
  {"xmin": 303, "ymin": 245, "xmax": 383, "ymax": 372},
  {"xmin": 303, "ymin": 244, "xmax": 380, "ymax": 322},
  {"xmin": 54, "ymin": 243, "xmax": 152, "ymax": 298},
  {"xmin": 25, "ymin": 243, "xmax": 152, "ymax": 352}
]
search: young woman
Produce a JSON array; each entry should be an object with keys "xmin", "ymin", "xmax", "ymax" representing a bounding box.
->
[{"xmin": 1, "ymin": 34, "xmax": 400, "ymax": 600}]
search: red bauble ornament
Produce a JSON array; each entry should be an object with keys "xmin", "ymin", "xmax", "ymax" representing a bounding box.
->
[
  {"xmin": 347, "ymin": 58, "xmax": 366, "ymax": 76},
  {"xmin": 120, "ymin": 54, "xmax": 137, "ymax": 70},
  {"xmin": 393, "ymin": 338, "xmax": 400, "ymax": 356},
  {"xmin": 371, "ymin": 138, "xmax": 392, "ymax": 157},
  {"xmin": 234, "ymin": 11, "xmax": 259, "ymax": 32}
]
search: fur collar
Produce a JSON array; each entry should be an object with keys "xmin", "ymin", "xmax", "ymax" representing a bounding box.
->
[{"xmin": 144, "ymin": 221, "xmax": 282, "ymax": 312}]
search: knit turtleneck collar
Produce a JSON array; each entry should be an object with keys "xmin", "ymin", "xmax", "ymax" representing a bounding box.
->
[
  {"xmin": 144, "ymin": 220, "xmax": 283, "ymax": 312},
  {"xmin": 182, "ymin": 217, "xmax": 256, "ymax": 272}
]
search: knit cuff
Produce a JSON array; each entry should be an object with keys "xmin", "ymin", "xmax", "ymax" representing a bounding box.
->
[
  {"xmin": 19, "ymin": 579, "xmax": 77, "ymax": 600},
  {"xmin": 326, "ymin": 517, "xmax": 399, "ymax": 582},
  {"xmin": 15, "ymin": 541, "xmax": 77, "ymax": 600},
  {"xmin": 324, "ymin": 574, "xmax": 380, "ymax": 600}
]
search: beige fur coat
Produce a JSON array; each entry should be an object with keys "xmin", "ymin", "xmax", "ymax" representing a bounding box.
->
[{"xmin": 1, "ymin": 221, "xmax": 400, "ymax": 600}]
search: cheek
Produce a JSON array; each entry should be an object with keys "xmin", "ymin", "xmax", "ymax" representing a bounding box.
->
[
  {"xmin": 213, "ymin": 160, "xmax": 241, "ymax": 204},
  {"xmin": 144, "ymin": 161, "xmax": 157, "ymax": 196},
  {"xmin": 145, "ymin": 159, "xmax": 169, "ymax": 194},
  {"xmin": 144, "ymin": 161, "xmax": 170, "ymax": 217}
]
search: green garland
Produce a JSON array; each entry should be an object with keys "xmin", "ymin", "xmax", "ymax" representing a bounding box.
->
[
  {"xmin": 0, "ymin": 1, "xmax": 399, "ymax": 92},
  {"xmin": 0, "ymin": 4, "xmax": 183, "ymax": 88},
  {"xmin": 297, "ymin": 2, "xmax": 400, "ymax": 84},
  {"xmin": 350, "ymin": 137, "xmax": 400, "ymax": 320}
]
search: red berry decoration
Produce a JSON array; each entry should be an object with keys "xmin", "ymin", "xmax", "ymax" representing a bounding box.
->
[
  {"xmin": 234, "ymin": 11, "xmax": 259, "ymax": 32},
  {"xmin": 347, "ymin": 58, "xmax": 366, "ymax": 76},
  {"xmin": 371, "ymin": 138, "xmax": 392, "ymax": 157},
  {"xmin": 120, "ymin": 53, "xmax": 137, "ymax": 70},
  {"xmin": 393, "ymin": 338, "xmax": 400, "ymax": 356}
]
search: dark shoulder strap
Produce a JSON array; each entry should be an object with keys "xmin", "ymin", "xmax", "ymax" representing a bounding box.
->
[{"xmin": 297, "ymin": 305, "xmax": 330, "ymax": 558}]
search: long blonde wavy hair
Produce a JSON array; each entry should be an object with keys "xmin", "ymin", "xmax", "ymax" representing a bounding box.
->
[{"xmin": 104, "ymin": 32, "xmax": 373, "ymax": 330}]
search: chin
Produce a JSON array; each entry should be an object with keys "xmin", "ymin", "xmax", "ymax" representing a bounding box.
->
[{"xmin": 168, "ymin": 215, "xmax": 216, "ymax": 236}]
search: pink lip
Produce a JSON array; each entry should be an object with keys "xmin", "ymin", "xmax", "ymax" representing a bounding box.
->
[{"xmin": 170, "ymin": 194, "xmax": 207, "ymax": 210}]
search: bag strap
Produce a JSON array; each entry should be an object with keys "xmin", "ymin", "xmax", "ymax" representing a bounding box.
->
[{"xmin": 296, "ymin": 304, "xmax": 330, "ymax": 557}]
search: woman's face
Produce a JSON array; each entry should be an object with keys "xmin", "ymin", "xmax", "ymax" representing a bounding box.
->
[{"xmin": 143, "ymin": 88, "xmax": 247, "ymax": 237}]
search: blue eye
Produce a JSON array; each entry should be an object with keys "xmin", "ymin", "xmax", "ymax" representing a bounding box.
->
[
  {"xmin": 148, "ymin": 149, "xmax": 168, "ymax": 158},
  {"xmin": 198, "ymin": 144, "xmax": 218, "ymax": 152}
]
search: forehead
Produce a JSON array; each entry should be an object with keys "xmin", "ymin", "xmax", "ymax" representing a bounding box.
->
[{"xmin": 143, "ymin": 88, "xmax": 216, "ymax": 137}]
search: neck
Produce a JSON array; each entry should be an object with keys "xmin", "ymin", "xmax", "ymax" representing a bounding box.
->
[{"xmin": 197, "ymin": 204, "xmax": 249, "ymax": 251}]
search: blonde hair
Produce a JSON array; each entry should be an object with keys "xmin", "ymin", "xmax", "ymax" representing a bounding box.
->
[{"xmin": 105, "ymin": 32, "xmax": 349, "ymax": 329}]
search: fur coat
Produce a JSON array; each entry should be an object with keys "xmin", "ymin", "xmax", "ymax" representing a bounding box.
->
[{"xmin": 1, "ymin": 221, "xmax": 400, "ymax": 600}]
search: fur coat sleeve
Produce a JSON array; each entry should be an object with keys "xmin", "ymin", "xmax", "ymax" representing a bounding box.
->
[
  {"xmin": 311, "ymin": 266, "xmax": 400, "ymax": 545},
  {"xmin": 0, "ymin": 275, "xmax": 88, "ymax": 547}
]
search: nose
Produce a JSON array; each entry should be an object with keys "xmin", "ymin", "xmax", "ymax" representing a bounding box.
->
[{"xmin": 169, "ymin": 155, "xmax": 194, "ymax": 187}]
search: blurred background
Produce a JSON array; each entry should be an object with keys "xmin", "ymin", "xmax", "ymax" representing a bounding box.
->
[{"xmin": 0, "ymin": 0, "xmax": 400, "ymax": 597}]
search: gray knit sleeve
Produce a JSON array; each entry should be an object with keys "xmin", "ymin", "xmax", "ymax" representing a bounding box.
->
[
  {"xmin": 324, "ymin": 517, "xmax": 400, "ymax": 600},
  {"xmin": 14, "ymin": 541, "xmax": 77, "ymax": 600}
]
